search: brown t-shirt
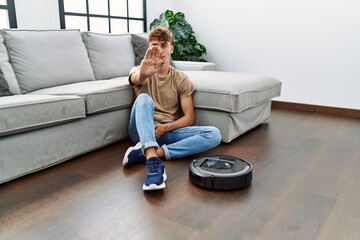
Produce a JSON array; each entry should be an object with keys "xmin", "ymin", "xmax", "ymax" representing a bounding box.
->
[{"xmin": 129, "ymin": 66, "xmax": 195, "ymax": 122}]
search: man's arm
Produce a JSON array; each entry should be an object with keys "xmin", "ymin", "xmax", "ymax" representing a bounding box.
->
[{"xmin": 154, "ymin": 95, "xmax": 195, "ymax": 139}]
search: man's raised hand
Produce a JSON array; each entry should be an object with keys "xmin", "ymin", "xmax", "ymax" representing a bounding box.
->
[{"xmin": 139, "ymin": 46, "xmax": 163, "ymax": 78}]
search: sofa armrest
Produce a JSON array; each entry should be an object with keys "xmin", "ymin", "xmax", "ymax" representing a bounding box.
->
[{"xmin": 173, "ymin": 61, "xmax": 216, "ymax": 71}]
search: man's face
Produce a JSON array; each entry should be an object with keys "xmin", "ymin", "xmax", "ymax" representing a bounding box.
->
[{"xmin": 149, "ymin": 39, "xmax": 173, "ymax": 65}]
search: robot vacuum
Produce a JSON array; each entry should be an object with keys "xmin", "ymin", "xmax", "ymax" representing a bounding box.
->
[{"xmin": 189, "ymin": 155, "xmax": 252, "ymax": 190}]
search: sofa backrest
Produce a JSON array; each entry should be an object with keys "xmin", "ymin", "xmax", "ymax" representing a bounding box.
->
[
  {"xmin": 1, "ymin": 29, "xmax": 95, "ymax": 94},
  {"xmin": 0, "ymin": 29, "xmax": 143, "ymax": 94},
  {"xmin": 81, "ymin": 32, "xmax": 136, "ymax": 80}
]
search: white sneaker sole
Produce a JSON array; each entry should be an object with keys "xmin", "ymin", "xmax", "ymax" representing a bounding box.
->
[
  {"xmin": 142, "ymin": 182, "xmax": 166, "ymax": 191},
  {"xmin": 122, "ymin": 142, "xmax": 142, "ymax": 166}
]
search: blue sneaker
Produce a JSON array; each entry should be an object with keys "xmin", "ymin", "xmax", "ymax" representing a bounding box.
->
[
  {"xmin": 122, "ymin": 142, "xmax": 146, "ymax": 166},
  {"xmin": 143, "ymin": 157, "xmax": 167, "ymax": 191}
]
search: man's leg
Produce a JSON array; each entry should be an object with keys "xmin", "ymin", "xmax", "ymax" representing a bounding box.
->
[
  {"xmin": 124, "ymin": 93, "xmax": 161, "ymax": 166},
  {"xmin": 157, "ymin": 125, "xmax": 222, "ymax": 160},
  {"xmin": 123, "ymin": 93, "xmax": 166, "ymax": 190},
  {"xmin": 127, "ymin": 94, "xmax": 158, "ymax": 149}
]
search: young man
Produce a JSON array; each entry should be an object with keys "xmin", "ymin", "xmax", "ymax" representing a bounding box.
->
[{"xmin": 123, "ymin": 26, "xmax": 221, "ymax": 191}]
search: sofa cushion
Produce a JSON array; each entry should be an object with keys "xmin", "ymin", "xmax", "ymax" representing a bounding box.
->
[
  {"xmin": 173, "ymin": 61, "xmax": 216, "ymax": 71},
  {"xmin": 29, "ymin": 77, "xmax": 134, "ymax": 114},
  {"xmin": 184, "ymin": 71, "xmax": 282, "ymax": 113},
  {"xmin": 0, "ymin": 95, "xmax": 86, "ymax": 136},
  {"xmin": 0, "ymin": 66, "xmax": 13, "ymax": 96},
  {"xmin": 2, "ymin": 29, "xmax": 95, "ymax": 93},
  {"xmin": 82, "ymin": 32, "xmax": 135, "ymax": 80},
  {"xmin": 0, "ymin": 32, "xmax": 20, "ymax": 94},
  {"xmin": 131, "ymin": 34, "xmax": 148, "ymax": 66}
]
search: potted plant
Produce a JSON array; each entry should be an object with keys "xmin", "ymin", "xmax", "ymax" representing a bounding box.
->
[{"xmin": 150, "ymin": 10, "xmax": 207, "ymax": 62}]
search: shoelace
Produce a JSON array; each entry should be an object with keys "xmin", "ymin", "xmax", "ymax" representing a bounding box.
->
[{"xmin": 148, "ymin": 162, "xmax": 161, "ymax": 174}]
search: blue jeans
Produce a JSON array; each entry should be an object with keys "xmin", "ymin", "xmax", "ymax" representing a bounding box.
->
[{"xmin": 128, "ymin": 93, "xmax": 222, "ymax": 160}]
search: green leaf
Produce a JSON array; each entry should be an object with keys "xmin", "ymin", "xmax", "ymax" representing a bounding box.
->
[{"xmin": 150, "ymin": 10, "xmax": 207, "ymax": 62}]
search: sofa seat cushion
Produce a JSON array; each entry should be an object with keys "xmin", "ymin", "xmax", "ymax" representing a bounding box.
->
[
  {"xmin": 29, "ymin": 77, "xmax": 133, "ymax": 114},
  {"xmin": 2, "ymin": 29, "xmax": 95, "ymax": 93},
  {"xmin": 82, "ymin": 32, "xmax": 135, "ymax": 80},
  {"xmin": 0, "ymin": 95, "xmax": 85, "ymax": 137},
  {"xmin": 184, "ymin": 71, "xmax": 282, "ymax": 113}
]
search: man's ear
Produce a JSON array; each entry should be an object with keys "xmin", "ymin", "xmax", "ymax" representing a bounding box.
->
[{"xmin": 170, "ymin": 44, "xmax": 174, "ymax": 54}]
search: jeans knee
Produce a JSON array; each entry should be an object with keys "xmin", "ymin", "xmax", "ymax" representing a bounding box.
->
[
  {"xmin": 134, "ymin": 93, "xmax": 154, "ymax": 109},
  {"xmin": 212, "ymin": 127, "xmax": 222, "ymax": 145},
  {"xmin": 203, "ymin": 126, "xmax": 222, "ymax": 146}
]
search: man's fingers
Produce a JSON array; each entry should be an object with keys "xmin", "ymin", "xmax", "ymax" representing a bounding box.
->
[
  {"xmin": 144, "ymin": 47, "xmax": 153, "ymax": 59},
  {"xmin": 142, "ymin": 46, "xmax": 162, "ymax": 73},
  {"xmin": 144, "ymin": 47, "xmax": 153, "ymax": 60},
  {"xmin": 147, "ymin": 46, "xmax": 161, "ymax": 59},
  {"xmin": 153, "ymin": 46, "xmax": 161, "ymax": 59}
]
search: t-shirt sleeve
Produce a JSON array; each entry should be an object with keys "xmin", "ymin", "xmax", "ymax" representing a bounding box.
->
[
  {"xmin": 179, "ymin": 75, "xmax": 195, "ymax": 99},
  {"xmin": 128, "ymin": 66, "xmax": 140, "ymax": 86}
]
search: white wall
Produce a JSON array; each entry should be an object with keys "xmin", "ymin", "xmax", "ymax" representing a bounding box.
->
[
  {"xmin": 13, "ymin": 0, "xmax": 360, "ymax": 110},
  {"xmin": 149, "ymin": 0, "xmax": 360, "ymax": 110}
]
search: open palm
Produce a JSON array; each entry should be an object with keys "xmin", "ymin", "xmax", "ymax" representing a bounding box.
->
[{"xmin": 140, "ymin": 46, "xmax": 163, "ymax": 77}]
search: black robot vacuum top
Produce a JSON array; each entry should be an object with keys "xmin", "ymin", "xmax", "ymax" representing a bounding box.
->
[{"xmin": 189, "ymin": 155, "xmax": 252, "ymax": 190}]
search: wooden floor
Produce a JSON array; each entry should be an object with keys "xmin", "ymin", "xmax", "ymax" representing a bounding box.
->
[{"xmin": 1, "ymin": 108, "xmax": 359, "ymax": 240}]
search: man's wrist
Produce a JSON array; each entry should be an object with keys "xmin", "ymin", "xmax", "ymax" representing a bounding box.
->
[{"xmin": 138, "ymin": 73, "xmax": 146, "ymax": 83}]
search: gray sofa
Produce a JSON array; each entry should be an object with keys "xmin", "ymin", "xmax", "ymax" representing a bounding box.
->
[{"xmin": 0, "ymin": 29, "xmax": 281, "ymax": 184}]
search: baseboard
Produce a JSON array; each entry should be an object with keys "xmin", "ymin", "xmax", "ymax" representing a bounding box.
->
[{"xmin": 271, "ymin": 101, "xmax": 360, "ymax": 118}]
